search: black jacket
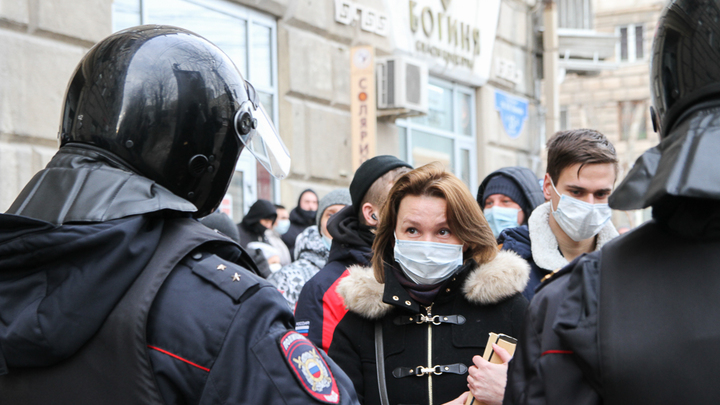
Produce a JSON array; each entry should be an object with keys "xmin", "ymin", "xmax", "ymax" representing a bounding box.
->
[
  {"xmin": 282, "ymin": 189, "xmax": 318, "ymax": 256},
  {"xmin": 505, "ymin": 198, "xmax": 720, "ymax": 405},
  {"xmin": 328, "ymin": 251, "xmax": 530, "ymax": 405},
  {"xmin": 282, "ymin": 207, "xmax": 317, "ymax": 257},
  {"xmin": 294, "ymin": 205, "xmax": 373, "ymax": 351},
  {"xmin": 0, "ymin": 147, "xmax": 359, "ymax": 405}
]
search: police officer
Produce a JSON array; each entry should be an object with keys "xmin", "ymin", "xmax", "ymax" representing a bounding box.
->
[
  {"xmin": 0, "ymin": 25, "xmax": 358, "ymax": 405},
  {"xmin": 505, "ymin": 1, "xmax": 720, "ymax": 403}
]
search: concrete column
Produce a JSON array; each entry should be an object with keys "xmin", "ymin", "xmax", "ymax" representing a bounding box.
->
[{"xmin": 543, "ymin": 0, "xmax": 559, "ymax": 136}]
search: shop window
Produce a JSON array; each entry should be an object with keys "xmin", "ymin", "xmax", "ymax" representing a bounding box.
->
[
  {"xmin": 396, "ymin": 78, "xmax": 477, "ymax": 189},
  {"xmin": 112, "ymin": 0, "xmax": 279, "ymax": 220},
  {"xmin": 617, "ymin": 24, "xmax": 645, "ymax": 63}
]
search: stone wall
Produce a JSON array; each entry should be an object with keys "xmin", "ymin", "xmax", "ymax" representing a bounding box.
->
[
  {"xmin": 0, "ymin": 0, "xmax": 543, "ymax": 211},
  {"xmin": 478, "ymin": 0, "xmax": 544, "ymax": 180},
  {"xmin": 0, "ymin": 0, "xmax": 113, "ymax": 211}
]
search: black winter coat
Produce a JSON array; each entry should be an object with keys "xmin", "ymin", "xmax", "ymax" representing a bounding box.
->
[
  {"xmin": 506, "ymin": 207, "xmax": 720, "ymax": 405},
  {"xmin": 329, "ymin": 251, "xmax": 530, "ymax": 405},
  {"xmin": 294, "ymin": 205, "xmax": 373, "ymax": 351}
]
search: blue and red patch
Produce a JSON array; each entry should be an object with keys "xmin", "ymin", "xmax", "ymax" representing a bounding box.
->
[{"xmin": 279, "ymin": 331, "xmax": 340, "ymax": 404}]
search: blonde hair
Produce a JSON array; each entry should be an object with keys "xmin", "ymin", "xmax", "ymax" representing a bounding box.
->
[{"xmin": 372, "ymin": 162, "xmax": 498, "ymax": 283}]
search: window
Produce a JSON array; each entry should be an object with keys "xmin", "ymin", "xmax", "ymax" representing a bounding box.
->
[
  {"xmin": 557, "ymin": 0, "xmax": 594, "ymax": 30},
  {"xmin": 396, "ymin": 78, "xmax": 477, "ymax": 189},
  {"xmin": 560, "ymin": 106, "xmax": 569, "ymax": 131},
  {"xmin": 112, "ymin": 0, "xmax": 279, "ymax": 221},
  {"xmin": 619, "ymin": 100, "xmax": 647, "ymax": 141},
  {"xmin": 617, "ymin": 24, "xmax": 645, "ymax": 62}
]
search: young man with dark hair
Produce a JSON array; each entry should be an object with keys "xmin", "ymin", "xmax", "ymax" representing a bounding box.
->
[
  {"xmin": 294, "ymin": 156, "xmax": 412, "ymax": 352},
  {"xmin": 499, "ymin": 129, "xmax": 619, "ymax": 300}
]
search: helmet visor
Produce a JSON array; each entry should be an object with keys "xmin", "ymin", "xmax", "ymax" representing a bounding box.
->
[{"xmin": 237, "ymin": 83, "xmax": 291, "ymax": 179}]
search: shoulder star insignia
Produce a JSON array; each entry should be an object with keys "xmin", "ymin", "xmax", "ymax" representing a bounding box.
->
[
  {"xmin": 217, "ymin": 264, "xmax": 227, "ymax": 271},
  {"xmin": 232, "ymin": 272, "xmax": 241, "ymax": 282}
]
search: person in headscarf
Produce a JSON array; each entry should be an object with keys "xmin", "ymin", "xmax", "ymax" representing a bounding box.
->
[{"xmin": 281, "ymin": 189, "xmax": 319, "ymax": 255}]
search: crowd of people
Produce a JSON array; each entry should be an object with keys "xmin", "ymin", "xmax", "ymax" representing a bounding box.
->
[{"xmin": 2, "ymin": 1, "xmax": 720, "ymax": 403}]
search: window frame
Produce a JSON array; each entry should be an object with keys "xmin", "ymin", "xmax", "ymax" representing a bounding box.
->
[
  {"xmin": 396, "ymin": 77, "xmax": 478, "ymax": 190},
  {"xmin": 616, "ymin": 23, "xmax": 645, "ymax": 63}
]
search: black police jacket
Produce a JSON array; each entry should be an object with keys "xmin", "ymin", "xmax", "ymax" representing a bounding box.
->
[
  {"xmin": 505, "ymin": 199, "xmax": 720, "ymax": 405},
  {"xmin": 328, "ymin": 252, "xmax": 529, "ymax": 405},
  {"xmin": 0, "ymin": 148, "xmax": 359, "ymax": 405}
]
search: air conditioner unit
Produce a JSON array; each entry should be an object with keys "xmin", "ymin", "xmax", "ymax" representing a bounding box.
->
[{"xmin": 376, "ymin": 56, "xmax": 428, "ymax": 115}]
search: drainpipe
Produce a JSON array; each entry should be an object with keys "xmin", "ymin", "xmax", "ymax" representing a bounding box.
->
[{"xmin": 543, "ymin": 0, "xmax": 559, "ymax": 137}]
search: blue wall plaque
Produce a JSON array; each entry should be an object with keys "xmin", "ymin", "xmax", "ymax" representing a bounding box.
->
[{"xmin": 494, "ymin": 90, "xmax": 528, "ymax": 139}]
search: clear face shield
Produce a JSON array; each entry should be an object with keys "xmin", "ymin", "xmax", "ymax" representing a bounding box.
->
[{"xmin": 234, "ymin": 81, "xmax": 291, "ymax": 179}]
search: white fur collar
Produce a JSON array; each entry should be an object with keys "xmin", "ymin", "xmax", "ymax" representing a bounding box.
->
[
  {"xmin": 337, "ymin": 250, "xmax": 530, "ymax": 320},
  {"xmin": 528, "ymin": 201, "xmax": 619, "ymax": 271}
]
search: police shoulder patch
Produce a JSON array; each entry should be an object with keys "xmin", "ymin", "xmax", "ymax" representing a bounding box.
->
[{"xmin": 279, "ymin": 331, "xmax": 340, "ymax": 404}]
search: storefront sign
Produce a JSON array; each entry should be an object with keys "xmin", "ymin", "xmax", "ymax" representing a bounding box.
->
[
  {"xmin": 495, "ymin": 90, "xmax": 528, "ymax": 139},
  {"xmin": 350, "ymin": 46, "xmax": 377, "ymax": 170},
  {"xmin": 387, "ymin": 0, "xmax": 501, "ymax": 86},
  {"xmin": 334, "ymin": 0, "xmax": 389, "ymax": 37}
]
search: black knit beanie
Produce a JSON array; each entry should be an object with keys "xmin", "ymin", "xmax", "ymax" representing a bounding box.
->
[
  {"xmin": 482, "ymin": 175, "xmax": 531, "ymax": 215},
  {"xmin": 349, "ymin": 155, "xmax": 412, "ymax": 214}
]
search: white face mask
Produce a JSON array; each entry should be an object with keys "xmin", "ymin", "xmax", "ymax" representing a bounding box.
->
[
  {"xmin": 550, "ymin": 179, "xmax": 612, "ymax": 242},
  {"xmin": 269, "ymin": 262, "xmax": 282, "ymax": 273},
  {"xmin": 393, "ymin": 233, "xmax": 464, "ymax": 285}
]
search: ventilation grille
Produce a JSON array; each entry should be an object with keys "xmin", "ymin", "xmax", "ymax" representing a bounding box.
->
[{"xmin": 386, "ymin": 60, "xmax": 395, "ymax": 106}]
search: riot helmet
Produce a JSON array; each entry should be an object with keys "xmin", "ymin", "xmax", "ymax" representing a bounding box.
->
[
  {"xmin": 650, "ymin": 0, "xmax": 720, "ymax": 137},
  {"xmin": 59, "ymin": 25, "xmax": 290, "ymax": 217}
]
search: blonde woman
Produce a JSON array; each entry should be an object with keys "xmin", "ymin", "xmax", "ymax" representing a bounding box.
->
[{"xmin": 328, "ymin": 163, "xmax": 530, "ymax": 405}]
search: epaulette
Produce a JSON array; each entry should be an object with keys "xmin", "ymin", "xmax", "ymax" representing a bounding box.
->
[
  {"xmin": 535, "ymin": 265, "xmax": 573, "ymax": 293},
  {"xmin": 188, "ymin": 251, "xmax": 261, "ymax": 302}
]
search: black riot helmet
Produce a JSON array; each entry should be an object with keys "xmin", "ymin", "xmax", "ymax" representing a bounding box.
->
[
  {"xmin": 59, "ymin": 25, "xmax": 290, "ymax": 217},
  {"xmin": 650, "ymin": 0, "xmax": 720, "ymax": 137}
]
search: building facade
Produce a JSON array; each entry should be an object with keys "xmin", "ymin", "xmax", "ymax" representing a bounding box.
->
[
  {"xmin": 557, "ymin": 0, "xmax": 665, "ymax": 228},
  {"xmin": 0, "ymin": 0, "xmax": 543, "ymax": 221}
]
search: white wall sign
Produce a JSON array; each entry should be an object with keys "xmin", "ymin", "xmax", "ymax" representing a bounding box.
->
[
  {"xmin": 495, "ymin": 58, "xmax": 523, "ymax": 85},
  {"xmin": 334, "ymin": 0, "xmax": 389, "ymax": 37},
  {"xmin": 387, "ymin": 0, "xmax": 502, "ymax": 86}
]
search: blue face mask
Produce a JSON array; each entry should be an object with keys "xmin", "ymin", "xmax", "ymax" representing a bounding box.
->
[
  {"xmin": 484, "ymin": 206, "xmax": 520, "ymax": 238},
  {"xmin": 322, "ymin": 234, "xmax": 332, "ymax": 251},
  {"xmin": 274, "ymin": 219, "xmax": 291, "ymax": 235}
]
